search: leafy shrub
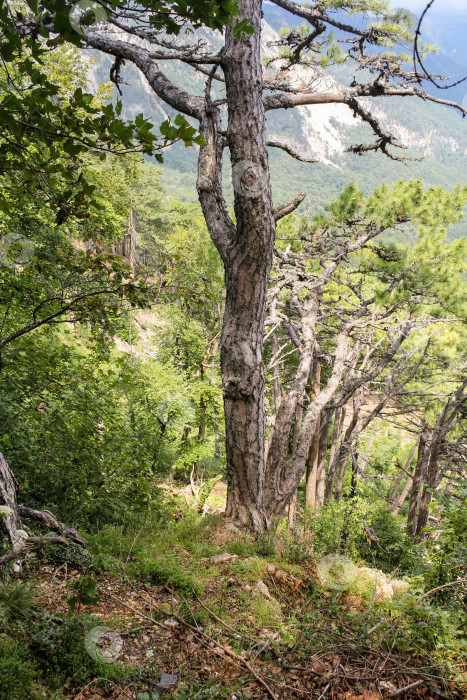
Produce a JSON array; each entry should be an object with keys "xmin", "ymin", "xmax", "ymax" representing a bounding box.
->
[
  {"xmin": 30, "ymin": 614, "xmax": 132, "ymax": 688},
  {"xmin": 128, "ymin": 555, "xmax": 201, "ymax": 594},
  {"xmin": 0, "ymin": 638, "xmax": 37, "ymax": 699},
  {"xmin": 387, "ymin": 598, "xmax": 467, "ymax": 654},
  {"xmin": 357, "ymin": 504, "xmax": 421, "ymax": 574},
  {"xmin": 423, "ymin": 494, "xmax": 467, "ymax": 602},
  {"xmin": 304, "ymin": 499, "xmax": 368, "ymax": 558},
  {"xmin": 41, "ymin": 540, "xmax": 95, "ymax": 569}
]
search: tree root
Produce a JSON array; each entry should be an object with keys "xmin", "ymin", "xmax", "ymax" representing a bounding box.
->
[{"xmin": 0, "ymin": 450, "xmax": 87, "ymax": 568}]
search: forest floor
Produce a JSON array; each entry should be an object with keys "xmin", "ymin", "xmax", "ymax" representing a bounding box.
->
[{"xmin": 19, "ymin": 510, "xmax": 467, "ymax": 700}]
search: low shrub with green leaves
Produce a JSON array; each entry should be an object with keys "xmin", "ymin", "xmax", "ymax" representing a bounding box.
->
[
  {"xmin": 128, "ymin": 554, "xmax": 201, "ymax": 593},
  {"xmin": 0, "ymin": 638, "xmax": 38, "ymax": 700},
  {"xmin": 30, "ymin": 614, "xmax": 133, "ymax": 689}
]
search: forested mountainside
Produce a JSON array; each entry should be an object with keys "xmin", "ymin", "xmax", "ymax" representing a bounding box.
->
[
  {"xmin": 1, "ymin": 0, "xmax": 467, "ymax": 698},
  {"xmin": 89, "ymin": 4, "xmax": 467, "ymax": 241}
]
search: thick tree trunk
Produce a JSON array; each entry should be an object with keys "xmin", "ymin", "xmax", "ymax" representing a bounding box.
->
[{"xmin": 220, "ymin": 0, "xmax": 275, "ymax": 532}]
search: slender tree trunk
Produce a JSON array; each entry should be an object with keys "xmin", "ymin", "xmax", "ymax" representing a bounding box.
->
[
  {"xmin": 333, "ymin": 393, "xmax": 364, "ymax": 500},
  {"xmin": 128, "ymin": 207, "xmax": 136, "ymax": 271},
  {"xmin": 305, "ymin": 360, "xmax": 321, "ymax": 511},
  {"xmin": 387, "ymin": 442, "xmax": 417, "ymax": 512},
  {"xmin": 193, "ymin": 395, "xmax": 206, "ymax": 481},
  {"xmin": 359, "ymin": 433, "xmax": 375, "ymax": 476},
  {"xmin": 407, "ymin": 427, "xmax": 429, "ymax": 536},
  {"xmin": 271, "ymin": 330, "xmax": 282, "ymax": 414},
  {"xmin": 416, "ymin": 439, "xmax": 442, "ymax": 540},
  {"xmin": 288, "ymin": 404, "xmax": 303, "ymax": 532},
  {"xmin": 349, "ymin": 444, "xmax": 359, "ymax": 498},
  {"xmin": 315, "ymin": 408, "xmax": 331, "ymax": 507},
  {"xmin": 220, "ymin": 0, "xmax": 275, "ymax": 532},
  {"xmin": 324, "ymin": 405, "xmax": 346, "ymax": 500},
  {"xmin": 265, "ymin": 329, "xmax": 282, "ymax": 462},
  {"xmin": 391, "ymin": 471, "xmax": 415, "ymax": 515}
]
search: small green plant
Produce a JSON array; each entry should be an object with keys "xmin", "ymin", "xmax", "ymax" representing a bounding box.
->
[
  {"xmin": 251, "ymin": 596, "xmax": 282, "ymax": 628},
  {"xmin": 65, "ymin": 576, "xmax": 101, "ymax": 615},
  {"xmin": 173, "ymin": 679, "xmax": 253, "ymax": 699},
  {"xmin": 253, "ymin": 534, "xmax": 276, "ymax": 558}
]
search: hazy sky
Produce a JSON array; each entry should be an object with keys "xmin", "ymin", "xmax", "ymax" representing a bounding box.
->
[{"xmin": 391, "ymin": 0, "xmax": 467, "ymax": 14}]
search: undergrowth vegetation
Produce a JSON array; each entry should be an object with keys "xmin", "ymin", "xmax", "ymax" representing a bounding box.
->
[{"xmin": 0, "ymin": 493, "xmax": 466, "ymax": 698}]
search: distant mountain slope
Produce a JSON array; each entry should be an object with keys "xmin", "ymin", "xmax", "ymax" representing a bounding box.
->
[{"xmin": 90, "ymin": 6, "xmax": 467, "ymax": 241}]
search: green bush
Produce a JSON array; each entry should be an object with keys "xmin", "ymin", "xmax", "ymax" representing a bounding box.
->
[
  {"xmin": 30, "ymin": 614, "xmax": 132, "ymax": 689},
  {"xmin": 0, "ymin": 638, "xmax": 37, "ymax": 700},
  {"xmin": 40, "ymin": 540, "xmax": 95, "ymax": 569},
  {"xmin": 128, "ymin": 555, "xmax": 201, "ymax": 594},
  {"xmin": 357, "ymin": 504, "xmax": 421, "ymax": 574}
]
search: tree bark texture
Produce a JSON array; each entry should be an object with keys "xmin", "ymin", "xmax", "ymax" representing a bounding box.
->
[{"xmin": 220, "ymin": 0, "xmax": 275, "ymax": 531}]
